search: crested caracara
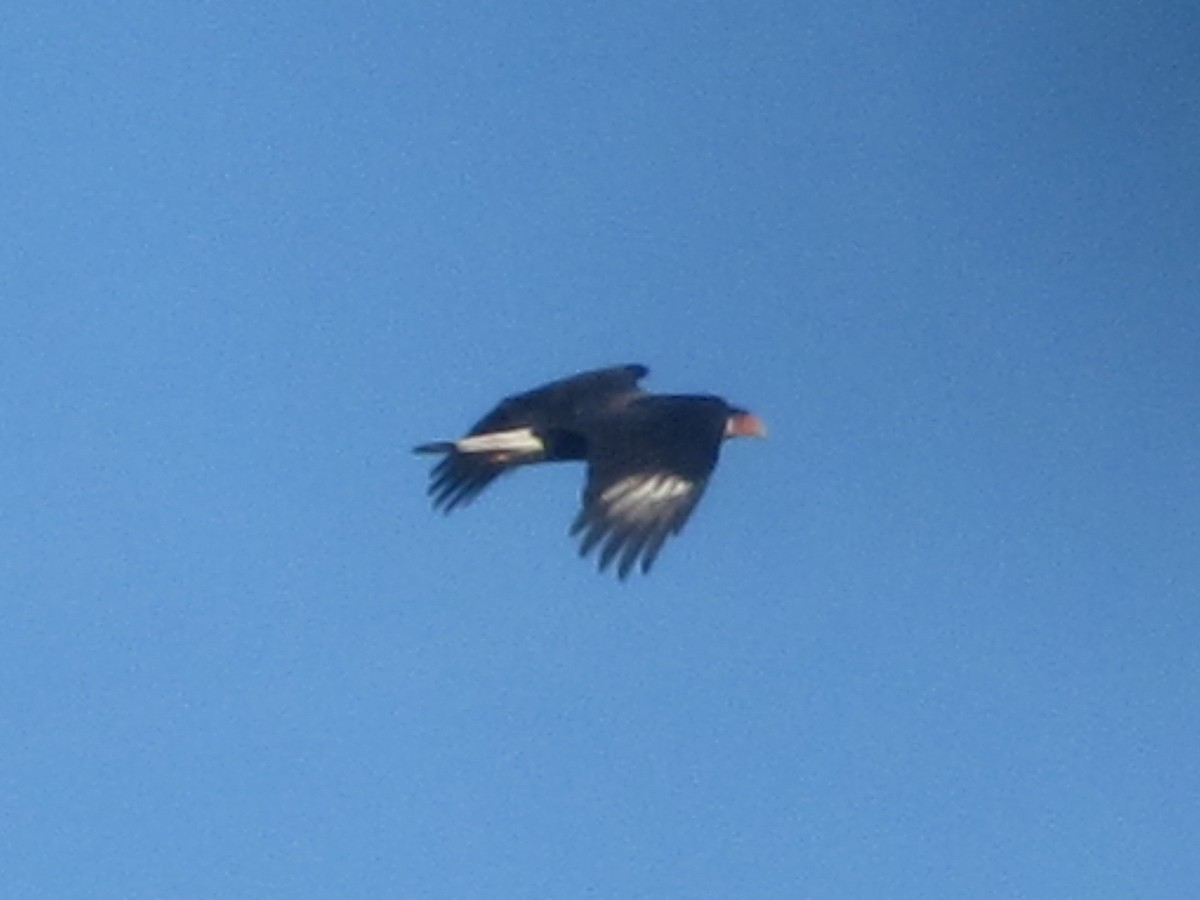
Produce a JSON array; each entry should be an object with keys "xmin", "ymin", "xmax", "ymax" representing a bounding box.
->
[{"xmin": 415, "ymin": 364, "xmax": 765, "ymax": 579}]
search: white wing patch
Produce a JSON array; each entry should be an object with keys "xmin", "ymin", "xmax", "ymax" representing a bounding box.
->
[
  {"xmin": 601, "ymin": 474, "xmax": 693, "ymax": 518},
  {"xmin": 573, "ymin": 471, "xmax": 705, "ymax": 578}
]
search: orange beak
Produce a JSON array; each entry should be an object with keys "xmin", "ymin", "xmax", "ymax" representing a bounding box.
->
[{"xmin": 727, "ymin": 411, "xmax": 767, "ymax": 439}]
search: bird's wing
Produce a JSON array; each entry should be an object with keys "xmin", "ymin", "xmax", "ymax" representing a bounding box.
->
[
  {"xmin": 570, "ymin": 396, "xmax": 727, "ymax": 578},
  {"xmin": 417, "ymin": 365, "xmax": 648, "ymax": 513}
]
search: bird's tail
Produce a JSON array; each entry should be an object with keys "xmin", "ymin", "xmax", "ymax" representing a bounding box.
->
[
  {"xmin": 413, "ymin": 441, "xmax": 455, "ymax": 454},
  {"xmin": 414, "ymin": 428, "xmax": 545, "ymax": 457}
]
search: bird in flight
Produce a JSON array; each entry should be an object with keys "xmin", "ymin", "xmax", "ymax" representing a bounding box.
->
[{"xmin": 414, "ymin": 364, "xmax": 765, "ymax": 578}]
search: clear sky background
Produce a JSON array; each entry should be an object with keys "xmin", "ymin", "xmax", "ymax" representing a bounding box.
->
[{"xmin": 3, "ymin": 2, "xmax": 1198, "ymax": 898}]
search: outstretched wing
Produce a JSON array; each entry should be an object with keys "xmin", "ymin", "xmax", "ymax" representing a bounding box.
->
[
  {"xmin": 570, "ymin": 396, "xmax": 729, "ymax": 578},
  {"xmin": 416, "ymin": 365, "xmax": 648, "ymax": 513}
]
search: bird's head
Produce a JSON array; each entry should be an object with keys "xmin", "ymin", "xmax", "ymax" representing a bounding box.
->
[{"xmin": 724, "ymin": 407, "xmax": 767, "ymax": 439}]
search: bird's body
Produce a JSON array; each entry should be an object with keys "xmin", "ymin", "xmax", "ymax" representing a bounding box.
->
[{"xmin": 414, "ymin": 365, "xmax": 764, "ymax": 578}]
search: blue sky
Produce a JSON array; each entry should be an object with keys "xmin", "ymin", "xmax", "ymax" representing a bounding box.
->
[{"xmin": 3, "ymin": 1, "xmax": 1199, "ymax": 897}]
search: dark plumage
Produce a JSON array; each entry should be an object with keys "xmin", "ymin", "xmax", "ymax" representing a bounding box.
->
[{"xmin": 414, "ymin": 365, "xmax": 765, "ymax": 578}]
